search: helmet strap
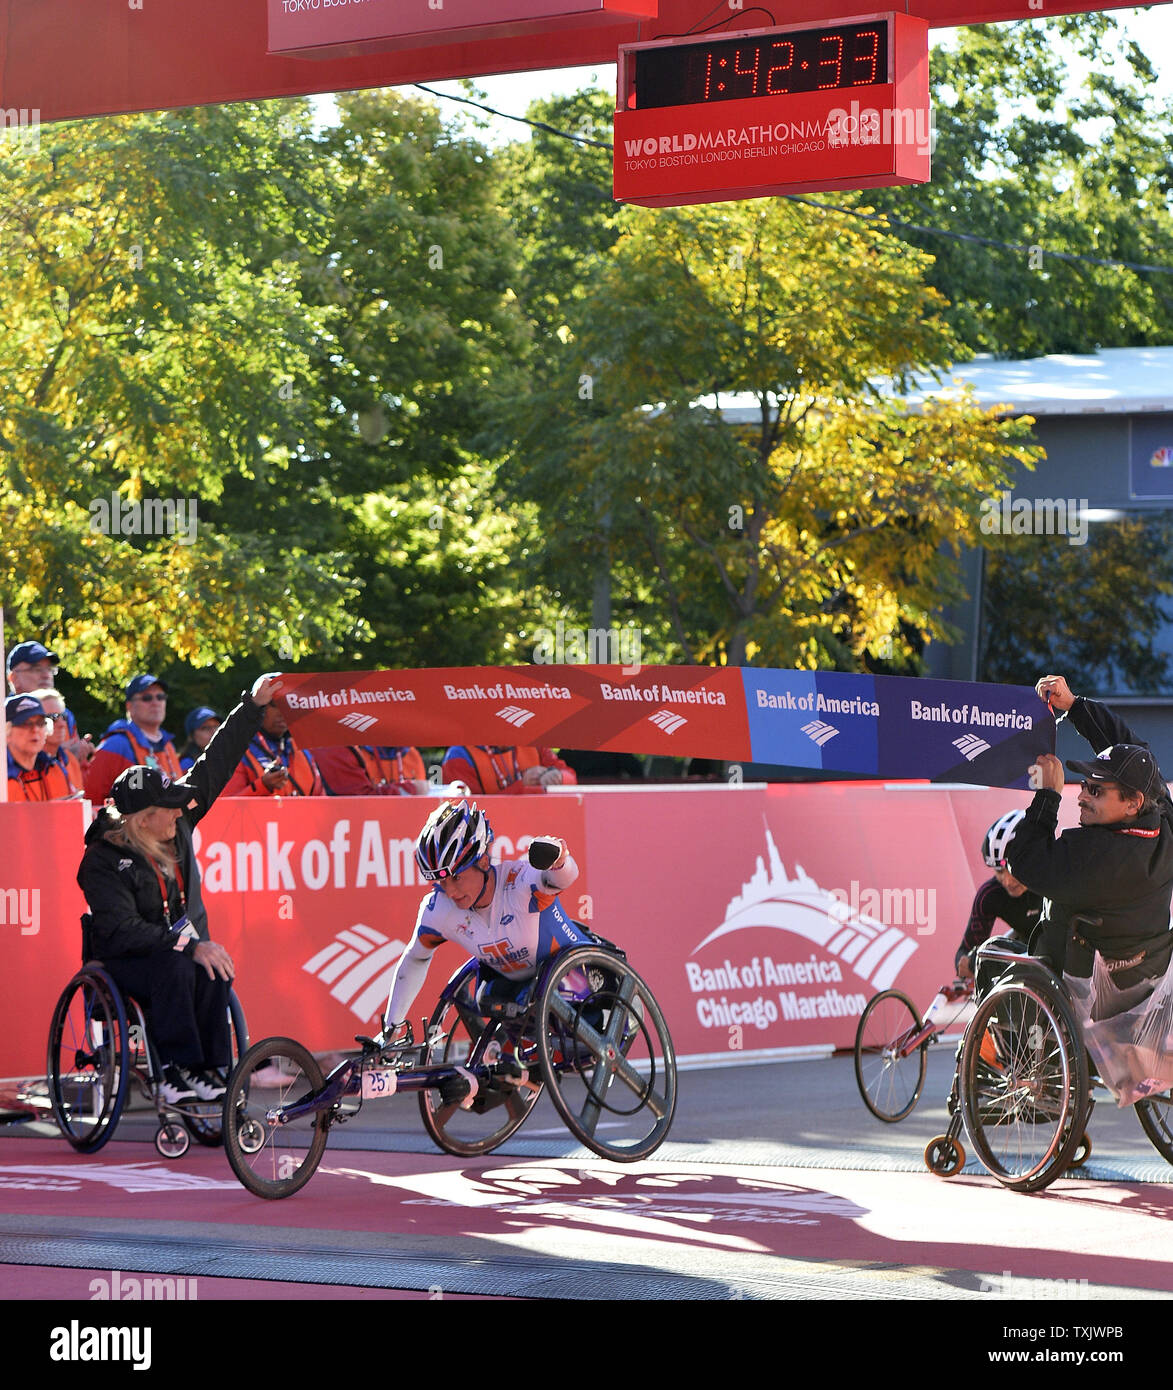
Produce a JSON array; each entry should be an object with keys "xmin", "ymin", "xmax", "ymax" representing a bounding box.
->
[{"xmin": 472, "ymin": 863, "xmax": 494, "ymax": 909}]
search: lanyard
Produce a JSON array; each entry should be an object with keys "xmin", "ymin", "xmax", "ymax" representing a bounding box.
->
[
  {"xmin": 152, "ymin": 862, "xmax": 186, "ymax": 929},
  {"xmin": 485, "ymin": 748, "xmax": 520, "ymax": 789}
]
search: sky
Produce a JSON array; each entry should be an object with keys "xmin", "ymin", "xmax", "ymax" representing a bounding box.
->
[{"xmin": 346, "ymin": 3, "xmax": 1173, "ymax": 145}]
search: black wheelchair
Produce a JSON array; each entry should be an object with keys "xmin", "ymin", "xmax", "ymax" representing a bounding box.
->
[
  {"xmin": 46, "ymin": 915, "xmax": 247, "ymax": 1159},
  {"xmin": 223, "ymin": 933, "xmax": 677, "ymax": 1199},
  {"xmin": 925, "ymin": 925, "xmax": 1173, "ymax": 1192}
]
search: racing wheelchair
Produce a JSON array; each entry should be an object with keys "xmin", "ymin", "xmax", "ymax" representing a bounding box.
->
[
  {"xmin": 924, "ymin": 925, "xmax": 1173, "ymax": 1192},
  {"xmin": 46, "ymin": 915, "xmax": 248, "ymax": 1159},
  {"xmin": 222, "ymin": 934, "xmax": 677, "ymax": 1199}
]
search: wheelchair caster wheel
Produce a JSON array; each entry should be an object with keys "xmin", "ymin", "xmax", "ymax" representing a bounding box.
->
[
  {"xmin": 1069, "ymin": 1134, "xmax": 1092, "ymax": 1168},
  {"xmin": 155, "ymin": 1121, "xmax": 190, "ymax": 1159},
  {"xmin": 925, "ymin": 1135, "xmax": 965, "ymax": 1177},
  {"xmin": 236, "ymin": 1117, "xmax": 265, "ymax": 1155}
]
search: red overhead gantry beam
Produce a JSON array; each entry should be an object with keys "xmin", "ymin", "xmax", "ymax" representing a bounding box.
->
[{"xmin": 0, "ymin": 0, "xmax": 1160, "ymax": 126}]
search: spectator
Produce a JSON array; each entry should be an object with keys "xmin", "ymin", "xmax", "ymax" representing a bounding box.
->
[
  {"xmin": 180, "ymin": 706, "xmax": 221, "ymax": 772},
  {"xmin": 223, "ymin": 698, "xmax": 324, "ymax": 796},
  {"xmin": 5, "ymin": 694, "xmax": 75, "ymax": 801},
  {"xmin": 441, "ymin": 744, "xmax": 577, "ymax": 796},
  {"xmin": 84, "ymin": 675, "xmax": 183, "ymax": 806},
  {"xmin": 27, "ymin": 687, "xmax": 84, "ymax": 794},
  {"xmin": 314, "ymin": 744, "xmax": 430, "ymax": 797},
  {"xmin": 7, "ymin": 640, "xmax": 94, "ymax": 767}
]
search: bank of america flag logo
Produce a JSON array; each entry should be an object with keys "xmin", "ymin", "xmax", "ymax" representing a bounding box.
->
[
  {"xmin": 953, "ymin": 734, "xmax": 991, "ymax": 761},
  {"xmin": 339, "ymin": 712, "xmax": 378, "ymax": 733},
  {"xmin": 801, "ymin": 719, "xmax": 839, "ymax": 747},
  {"xmin": 649, "ymin": 709, "xmax": 687, "ymax": 735},
  {"xmin": 302, "ymin": 924, "xmax": 408, "ymax": 1022},
  {"xmin": 497, "ymin": 705, "xmax": 535, "ymax": 728}
]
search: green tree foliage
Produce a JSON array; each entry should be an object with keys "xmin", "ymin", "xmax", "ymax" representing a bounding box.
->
[
  {"xmin": 867, "ymin": 15, "xmax": 1173, "ymax": 356},
  {"xmin": 500, "ymin": 197, "xmax": 1041, "ymax": 668}
]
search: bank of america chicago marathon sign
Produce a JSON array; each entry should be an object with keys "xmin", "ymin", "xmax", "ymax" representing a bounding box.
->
[
  {"xmin": 278, "ymin": 666, "xmax": 1052, "ymax": 790},
  {"xmin": 684, "ymin": 824, "xmax": 923, "ymax": 1041}
]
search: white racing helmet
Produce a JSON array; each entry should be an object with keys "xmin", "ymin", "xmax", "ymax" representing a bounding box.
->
[
  {"xmin": 982, "ymin": 809, "xmax": 1025, "ymax": 869},
  {"xmin": 414, "ymin": 799, "xmax": 493, "ymax": 881}
]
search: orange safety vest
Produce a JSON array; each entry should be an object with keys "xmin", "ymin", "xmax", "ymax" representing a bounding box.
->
[
  {"xmin": 122, "ymin": 727, "xmax": 183, "ymax": 780},
  {"xmin": 240, "ymin": 741, "xmax": 323, "ymax": 796},
  {"xmin": 357, "ymin": 746, "xmax": 427, "ymax": 788},
  {"xmin": 7, "ymin": 758, "xmax": 73, "ymax": 802},
  {"xmin": 466, "ymin": 746, "xmax": 541, "ymax": 794},
  {"xmin": 53, "ymin": 748, "xmax": 84, "ymax": 794}
]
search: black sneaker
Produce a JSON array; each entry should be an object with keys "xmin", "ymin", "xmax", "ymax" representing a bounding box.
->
[
  {"xmin": 159, "ymin": 1065, "xmax": 197, "ymax": 1105},
  {"xmin": 181, "ymin": 1068, "xmax": 226, "ymax": 1101}
]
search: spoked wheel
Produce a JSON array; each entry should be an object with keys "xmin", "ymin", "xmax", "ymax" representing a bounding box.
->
[
  {"xmin": 854, "ymin": 990, "xmax": 928, "ymax": 1122},
  {"xmin": 924, "ymin": 1135, "xmax": 966, "ymax": 1177},
  {"xmin": 534, "ymin": 946, "xmax": 676, "ymax": 1162},
  {"xmin": 1136, "ymin": 1090, "xmax": 1173, "ymax": 1164},
  {"xmin": 182, "ymin": 991, "xmax": 249, "ymax": 1148},
  {"xmin": 46, "ymin": 968, "xmax": 129, "ymax": 1153},
  {"xmin": 959, "ymin": 978, "xmax": 1087, "ymax": 1193},
  {"xmin": 154, "ymin": 1121, "xmax": 190, "ymax": 1159},
  {"xmin": 418, "ymin": 997, "xmax": 543, "ymax": 1157},
  {"xmin": 223, "ymin": 1038, "xmax": 328, "ymax": 1200}
]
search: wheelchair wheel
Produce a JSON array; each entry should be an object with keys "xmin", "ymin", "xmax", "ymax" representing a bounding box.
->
[
  {"xmin": 959, "ymin": 977, "xmax": 1088, "ymax": 1193},
  {"xmin": 534, "ymin": 946, "xmax": 677, "ymax": 1162},
  {"xmin": 1136, "ymin": 1091, "xmax": 1173, "ymax": 1164},
  {"xmin": 854, "ymin": 990, "xmax": 927, "ymax": 1122},
  {"xmin": 183, "ymin": 990, "xmax": 249, "ymax": 1148},
  {"xmin": 222, "ymin": 1038, "xmax": 328, "ymax": 1199},
  {"xmin": 924, "ymin": 1135, "xmax": 965, "ymax": 1177},
  {"xmin": 418, "ymin": 997, "xmax": 543, "ymax": 1157},
  {"xmin": 46, "ymin": 968, "xmax": 129, "ymax": 1153}
]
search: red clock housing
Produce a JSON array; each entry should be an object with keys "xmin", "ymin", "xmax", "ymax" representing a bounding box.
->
[{"xmin": 613, "ymin": 13, "xmax": 931, "ymax": 206}]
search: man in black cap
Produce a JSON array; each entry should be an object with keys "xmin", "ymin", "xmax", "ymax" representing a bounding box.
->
[
  {"xmin": 77, "ymin": 673, "xmax": 280, "ymax": 1104},
  {"xmin": 1004, "ymin": 674, "xmax": 1173, "ymax": 990}
]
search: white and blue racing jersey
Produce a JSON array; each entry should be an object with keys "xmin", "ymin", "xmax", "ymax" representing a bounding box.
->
[{"xmin": 384, "ymin": 853, "xmax": 587, "ymax": 1025}]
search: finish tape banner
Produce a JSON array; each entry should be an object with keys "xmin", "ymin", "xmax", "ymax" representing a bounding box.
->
[{"xmin": 279, "ymin": 667, "xmax": 1053, "ymax": 789}]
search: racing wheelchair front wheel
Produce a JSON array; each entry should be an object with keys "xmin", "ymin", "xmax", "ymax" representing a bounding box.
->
[
  {"xmin": 535, "ymin": 946, "xmax": 677, "ymax": 1162},
  {"xmin": 958, "ymin": 976, "xmax": 1088, "ymax": 1193},
  {"xmin": 47, "ymin": 968, "xmax": 129, "ymax": 1154},
  {"xmin": 418, "ymin": 995, "xmax": 544, "ymax": 1157},
  {"xmin": 223, "ymin": 1037, "xmax": 328, "ymax": 1200},
  {"xmin": 854, "ymin": 990, "xmax": 927, "ymax": 1122}
]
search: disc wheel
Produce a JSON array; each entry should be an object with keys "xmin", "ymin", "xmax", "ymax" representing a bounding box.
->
[
  {"xmin": 1136, "ymin": 1091, "xmax": 1173, "ymax": 1164},
  {"xmin": 418, "ymin": 997, "xmax": 542, "ymax": 1157},
  {"xmin": 924, "ymin": 1135, "xmax": 965, "ymax": 1177},
  {"xmin": 182, "ymin": 990, "xmax": 249, "ymax": 1147},
  {"xmin": 223, "ymin": 1038, "xmax": 328, "ymax": 1200},
  {"xmin": 534, "ymin": 947, "xmax": 677, "ymax": 1162},
  {"xmin": 46, "ymin": 969, "xmax": 129, "ymax": 1153},
  {"xmin": 959, "ymin": 978, "xmax": 1087, "ymax": 1193},
  {"xmin": 854, "ymin": 990, "xmax": 927, "ymax": 1122}
]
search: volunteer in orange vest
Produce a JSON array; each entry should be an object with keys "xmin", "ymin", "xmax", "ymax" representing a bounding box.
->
[
  {"xmin": 84, "ymin": 674, "xmax": 184, "ymax": 806},
  {"xmin": 6, "ymin": 694, "xmax": 76, "ymax": 801},
  {"xmin": 7, "ymin": 639, "xmax": 94, "ymax": 768},
  {"xmin": 313, "ymin": 744, "xmax": 430, "ymax": 796},
  {"xmin": 28, "ymin": 687, "xmax": 84, "ymax": 794},
  {"xmin": 440, "ymin": 745, "xmax": 577, "ymax": 795},
  {"xmin": 223, "ymin": 696, "xmax": 324, "ymax": 797}
]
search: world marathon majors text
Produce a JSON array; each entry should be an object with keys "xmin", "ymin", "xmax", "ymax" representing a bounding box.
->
[
  {"xmin": 686, "ymin": 954, "xmax": 866, "ymax": 1030},
  {"xmin": 622, "ymin": 121, "xmax": 831, "ymax": 160}
]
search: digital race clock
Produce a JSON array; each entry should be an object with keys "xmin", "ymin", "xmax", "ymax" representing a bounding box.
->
[{"xmin": 613, "ymin": 13, "xmax": 931, "ymax": 208}]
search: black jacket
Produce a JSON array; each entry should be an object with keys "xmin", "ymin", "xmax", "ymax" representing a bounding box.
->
[
  {"xmin": 1006, "ymin": 697, "xmax": 1173, "ymax": 977},
  {"xmin": 77, "ymin": 693, "xmax": 266, "ymax": 960}
]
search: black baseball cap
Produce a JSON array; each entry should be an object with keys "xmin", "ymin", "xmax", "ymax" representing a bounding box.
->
[
  {"xmin": 7, "ymin": 641, "xmax": 59, "ymax": 673},
  {"xmin": 1066, "ymin": 744, "xmax": 1164, "ymax": 801},
  {"xmin": 109, "ymin": 766, "xmax": 193, "ymax": 815}
]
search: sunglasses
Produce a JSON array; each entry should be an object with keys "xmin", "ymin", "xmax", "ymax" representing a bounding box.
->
[
  {"xmin": 43, "ymin": 712, "xmax": 68, "ymax": 721},
  {"xmin": 133, "ymin": 693, "xmax": 167, "ymax": 702},
  {"xmin": 1081, "ymin": 780, "xmax": 1126, "ymax": 799}
]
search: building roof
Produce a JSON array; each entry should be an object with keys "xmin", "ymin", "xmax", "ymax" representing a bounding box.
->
[{"xmin": 899, "ymin": 346, "xmax": 1173, "ymax": 417}]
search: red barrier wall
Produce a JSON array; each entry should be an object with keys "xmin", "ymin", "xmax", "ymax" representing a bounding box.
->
[{"xmin": 0, "ymin": 785, "xmax": 1081, "ymax": 1078}]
